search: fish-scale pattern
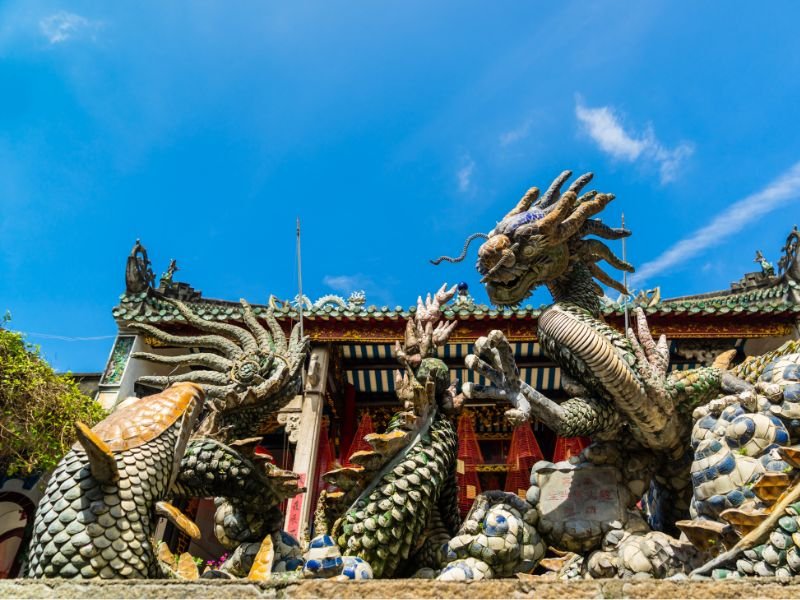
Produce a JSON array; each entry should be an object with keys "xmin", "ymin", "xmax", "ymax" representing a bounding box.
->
[
  {"xmin": 336, "ymin": 415, "xmax": 457, "ymax": 578},
  {"xmin": 174, "ymin": 437, "xmax": 302, "ymax": 548},
  {"xmin": 559, "ymin": 397, "xmax": 621, "ymax": 437},
  {"xmin": 407, "ymin": 505, "xmax": 452, "ymax": 573},
  {"xmin": 26, "ymin": 424, "xmax": 177, "ymax": 578},
  {"xmin": 734, "ymin": 341, "xmax": 800, "ymax": 384},
  {"xmin": 721, "ymin": 501, "xmax": 800, "ymax": 579},
  {"xmin": 539, "ymin": 305, "xmax": 670, "ymax": 441},
  {"xmin": 667, "ymin": 367, "xmax": 724, "ymax": 413},
  {"xmin": 82, "ymin": 385, "xmax": 196, "ymax": 451},
  {"xmin": 436, "ymin": 461, "xmax": 461, "ymax": 538},
  {"xmin": 213, "ymin": 498, "xmax": 284, "ymax": 550},
  {"xmin": 174, "ymin": 439, "xmax": 259, "ymax": 499}
]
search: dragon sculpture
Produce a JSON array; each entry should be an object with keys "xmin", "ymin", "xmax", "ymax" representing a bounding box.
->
[
  {"xmin": 130, "ymin": 298, "xmax": 309, "ymax": 564},
  {"xmin": 435, "ymin": 170, "xmax": 740, "ymax": 474},
  {"xmin": 313, "ymin": 285, "xmax": 462, "ymax": 578},
  {"xmin": 428, "ymin": 170, "xmax": 770, "ymax": 578},
  {"xmin": 27, "ymin": 296, "xmax": 310, "ymax": 578}
]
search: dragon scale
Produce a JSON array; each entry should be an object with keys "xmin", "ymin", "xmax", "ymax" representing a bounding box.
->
[
  {"xmin": 27, "ymin": 384, "xmax": 205, "ymax": 578},
  {"xmin": 334, "ymin": 412, "xmax": 458, "ymax": 577},
  {"xmin": 538, "ymin": 302, "xmax": 685, "ymax": 455}
]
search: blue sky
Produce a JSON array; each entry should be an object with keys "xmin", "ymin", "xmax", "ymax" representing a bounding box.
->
[{"xmin": 2, "ymin": 2, "xmax": 800, "ymax": 372}]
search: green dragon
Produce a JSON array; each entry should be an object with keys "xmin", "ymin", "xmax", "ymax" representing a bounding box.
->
[{"xmin": 315, "ymin": 285, "xmax": 462, "ymax": 578}]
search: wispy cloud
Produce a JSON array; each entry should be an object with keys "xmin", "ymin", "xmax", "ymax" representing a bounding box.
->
[
  {"xmin": 457, "ymin": 155, "xmax": 475, "ymax": 193},
  {"xmin": 39, "ymin": 11, "xmax": 102, "ymax": 44},
  {"xmin": 575, "ymin": 97, "xmax": 694, "ymax": 184},
  {"xmin": 499, "ymin": 118, "xmax": 533, "ymax": 147},
  {"xmin": 323, "ymin": 274, "xmax": 373, "ymax": 294},
  {"xmin": 633, "ymin": 162, "xmax": 800, "ymax": 285},
  {"xmin": 323, "ymin": 273, "xmax": 397, "ymax": 306}
]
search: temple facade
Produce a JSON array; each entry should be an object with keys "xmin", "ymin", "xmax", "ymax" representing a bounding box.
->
[{"xmin": 75, "ymin": 228, "xmax": 800, "ymax": 562}]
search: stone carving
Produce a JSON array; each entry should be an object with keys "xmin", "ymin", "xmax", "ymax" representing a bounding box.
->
[
  {"xmin": 277, "ymin": 412, "xmax": 302, "ymax": 444},
  {"xmin": 130, "ymin": 298, "xmax": 307, "ymax": 430},
  {"xmin": 160, "ymin": 259, "xmax": 179, "ymax": 285},
  {"xmin": 438, "ymin": 491, "xmax": 543, "ymax": 581},
  {"xmin": 536, "ymin": 464, "xmax": 625, "ymax": 550},
  {"xmin": 754, "ymin": 251, "xmax": 775, "ymax": 277},
  {"xmin": 125, "ymin": 239, "xmax": 155, "ymax": 294},
  {"xmin": 431, "ymin": 171, "xmax": 782, "ymax": 581},
  {"xmin": 131, "ymin": 299, "xmax": 309, "ymax": 560},
  {"xmin": 453, "ymin": 282, "xmax": 476, "ymax": 309},
  {"xmin": 778, "ymin": 226, "xmax": 799, "ymax": 275},
  {"xmin": 269, "ymin": 291, "xmax": 367, "ymax": 312}
]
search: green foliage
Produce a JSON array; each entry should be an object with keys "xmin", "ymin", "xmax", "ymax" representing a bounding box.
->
[{"xmin": 0, "ymin": 321, "xmax": 106, "ymax": 477}]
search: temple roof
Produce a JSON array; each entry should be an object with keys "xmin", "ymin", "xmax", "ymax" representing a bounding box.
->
[
  {"xmin": 111, "ymin": 287, "xmax": 800, "ymax": 325},
  {"xmin": 113, "ymin": 227, "xmax": 800, "ymax": 341}
]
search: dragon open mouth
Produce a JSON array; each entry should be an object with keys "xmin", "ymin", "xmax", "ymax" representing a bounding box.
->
[{"xmin": 485, "ymin": 270, "xmax": 542, "ymax": 307}]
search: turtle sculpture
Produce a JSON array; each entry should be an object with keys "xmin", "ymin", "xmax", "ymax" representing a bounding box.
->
[{"xmin": 26, "ymin": 383, "xmax": 205, "ymax": 578}]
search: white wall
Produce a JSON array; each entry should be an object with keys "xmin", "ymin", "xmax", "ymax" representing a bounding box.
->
[{"xmin": 96, "ymin": 332, "xmax": 190, "ymax": 410}]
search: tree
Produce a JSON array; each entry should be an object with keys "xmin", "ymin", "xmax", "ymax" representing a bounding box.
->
[{"xmin": 0, "ymin": 317, "xmax": 106, "ymax": 476}]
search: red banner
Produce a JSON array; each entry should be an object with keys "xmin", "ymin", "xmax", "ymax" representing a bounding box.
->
[{"xmin": 285, "ymin": 472, "xmax": 307, "ymax": 539}]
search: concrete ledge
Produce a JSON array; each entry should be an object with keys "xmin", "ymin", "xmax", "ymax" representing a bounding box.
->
[{"xmin": 3, "ymin": 578, "xmax": 800, "ymax": 599}]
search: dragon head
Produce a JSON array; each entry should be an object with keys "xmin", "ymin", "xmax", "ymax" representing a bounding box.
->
[
  {"xmin": 433, "ymin": 171, "xmax": 634, "ymax": 306},
  {"xmin": 129, "ymin": 297, "xmax": 309, "ymax": 414}
]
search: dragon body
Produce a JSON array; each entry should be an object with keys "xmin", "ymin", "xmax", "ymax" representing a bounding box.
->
[
  {"xmin": 317, "ymin": 286, "xmax": 462, "ymax": 577},
  {"xmin": 334, "ymin": 411, "xmax": 458, "ymax": 577},
  {"xmin": 426, "ymin": 171, "xmax": 758, "ymax": 577}
]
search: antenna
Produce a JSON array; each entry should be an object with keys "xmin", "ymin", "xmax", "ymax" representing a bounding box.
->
[
  {"xmin": 622, "ymin": 213, "xmax": 629, "ymax": 334},
  {"xmin": 296, "ymin": 217, "xmax": 307, "ymax": 392},
  {"xmin": 296, "ymin": 217, "xmax": 304, "ymax": 341}
]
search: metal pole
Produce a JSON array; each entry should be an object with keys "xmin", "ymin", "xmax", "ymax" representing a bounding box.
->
[
  {"xmin": 622, "ymin": 213, "xmax": 629, "ymax": 333},
  {"xmin": 296, "ymin": 217, "xmax": 304, "ymax": 341}
]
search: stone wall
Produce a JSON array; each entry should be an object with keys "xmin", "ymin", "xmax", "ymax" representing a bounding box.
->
[{"xmin": 3, "ymin": 578, "xmax": 800, "ymax": 599}]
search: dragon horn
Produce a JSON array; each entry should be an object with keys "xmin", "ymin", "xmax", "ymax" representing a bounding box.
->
[
  {"xmin": 527, "ymin": 192, "xmax": 576, "ymax": 236},
  {"xmin": 533, "ymin": 170, "xmax": 572, "ymax": 210},
  {"xmin": 566, "ymin": 172, "xmax": 594, "ymax": 197},
  {"xmin": 504, "ymin": 187, "xmax": 539, "ymax": 218}
]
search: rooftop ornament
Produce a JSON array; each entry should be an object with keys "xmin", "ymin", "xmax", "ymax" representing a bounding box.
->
[{"xmin": 125, "ymin": 239, "xmax": 155, "ymax": 294}]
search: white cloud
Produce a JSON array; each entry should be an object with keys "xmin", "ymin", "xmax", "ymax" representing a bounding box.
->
[
  {"xmin": 457, "ymin": 155, "xmax": 475, "ymax": 193},
  {"xmin": 39, "ymin": 11, "xmax": 101, "ymax": 44},
  {"xmin": 633, "ymin": 161, "xmax": 800, "ymax": 285},
  {"xmin": 575, "ymin": 98, "xmax": 694, "ymax": 184},
  {"xmin": 323, "ymin": 274, "xmax": 373, "ymax": 294},
  {"xmin": 499, "ymin": 118, "xmax": 533, "ymax": 147},
  {"xmin": 575, "ymin": 103, "xmax": 644, "ymax": 161}
]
